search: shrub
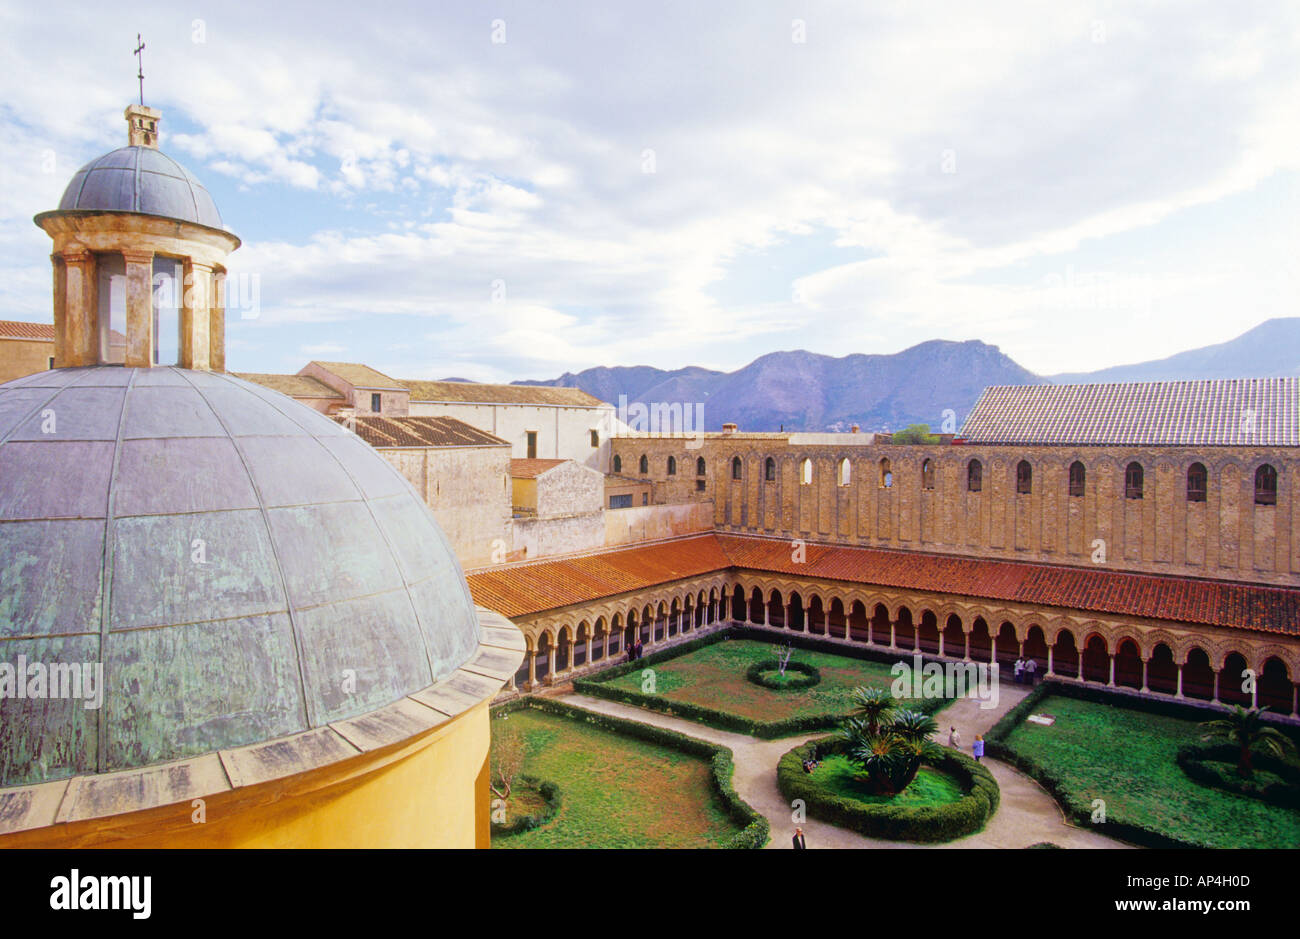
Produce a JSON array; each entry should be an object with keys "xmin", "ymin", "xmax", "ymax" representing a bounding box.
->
[
  {"xmin": 746, "ymin": 659, "xmax": 821, "ymax": 690},
  {"xmin": 491, "ymin": 696, "xmax": 769, "ymax": 849},
  {"xmin": 490, "ymin": 775, "xmax": 562, "ymax": 836},
  {"xmin": 1176, "ymin": 742, "xmax": 1300, "ymax": 809},
  {"xmin": 776, "ymin": 735, "xmax": 999, "ymax": 842}
]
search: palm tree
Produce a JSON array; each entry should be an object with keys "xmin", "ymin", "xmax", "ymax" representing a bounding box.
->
[
  {"xmin": 849, "ymin": 686, "xmax": 897, "ymax": 735},
  {"xmin": 839, "ymin": 707, "xmax": 940, "ymax": 794},
  {"xmin": 1199, "ymin": 705, "xmax": 1297, "ymax": 779}
]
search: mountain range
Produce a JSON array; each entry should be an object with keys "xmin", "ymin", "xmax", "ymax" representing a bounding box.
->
[{"xmin": 505, "ymin": 317, "xmax": 1300, "ymax": 433}]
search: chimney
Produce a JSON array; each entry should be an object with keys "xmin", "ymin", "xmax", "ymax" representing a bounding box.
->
[
  {"xmin": 722, "ymin": 422, "xmax": 738, "ymax": 434},
  {"xmin": 851, "ymin": 424, "xmax": 860, "ymax": 433},
  {"xmin": 125, "ymin": 104, "xmax": 162, "ymax": 149}
]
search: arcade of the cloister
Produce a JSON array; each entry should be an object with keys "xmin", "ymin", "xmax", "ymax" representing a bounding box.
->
[{"xmin": 507, "ymin": 572, "xmax": 1300, "ymax": 719}]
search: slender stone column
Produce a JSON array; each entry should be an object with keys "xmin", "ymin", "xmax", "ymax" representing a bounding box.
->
[
  {"xmin": 763, "ymin": 602, "xmax": 770, "ymax": 627},
  {"xmin": 1046, "ymin": 646, "xmax": 1055, "ymax": 677},
  {"xmin": 990, "ymin": 637, "xmax": 997, "ymax": 665},
  {"xmin": 963, "ymin": 633, "xmax": 970, "ymax": 661},
  {"xmin": 802, "ymin": 605, "xmax": 809, "ymax": 634},
  {"xmin": 1141, "ymin": 659, "xmax": 1149, "ymax": 693},
  {"xmin": 181, "ymin": 259, "xmax": 213, "ymax": 370},
  {"xmin": 1211, "ymin": 670, "xmax": 1220, "ymax": 704},
  {"xmin": 50, "ymin": 254, "xmax": 67, "ymax": 367},
  {"xmin": 1108, "ymin": 656, "xmax": 1115, "ymax": 687},
  {"xmin": 865, "ymin": 618, "xmax": 873, "ymax": 646},
  {"xmin": 527, "ymin": 646, "xmax": 537, "ymax": 689},
  {"xmin": 1291, "ymin": 684, "xmax": 1297, "ymax": 719},
  {"xmin": 1175, "ymin": 664, "xmax": 1184, "ymax": 699},
  {"xmin": 937, "ymin": 633, "xmax": 945, "ymax": 658},
  {"xmin": 61, "ymin": 248, "xmax": 97, "ymax": 366},
  {"xmin": 889, "ymin": 620, "xmax": 897, "ymax": 649},
  {"xmin": 122, "ymin": 249, "xmax": 155, "ymax": 367},
  {"xmin": 546, "ymin": 645, "xmax": 557, "ymax": 685},
  {"xmin": 782, "ymin": 603, "xmax": 789, "ymax": 631},
  {"xmin": 210, "ymin": 268, "xmax": 226, "ymax": 372}
]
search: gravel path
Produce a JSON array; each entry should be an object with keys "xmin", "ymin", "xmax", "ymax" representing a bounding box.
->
[{"xmin": 562, "ymin": 688, "xmax": 1131, "ymax": 850}]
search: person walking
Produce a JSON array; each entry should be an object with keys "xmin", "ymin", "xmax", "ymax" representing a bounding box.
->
[
  {"xmin": 948, "ymin": 726, "xmax": 962, "ymax": 749},
  {"xmin": 792, "ymin": 827, "xmax": 807, "ymax": 849},
  {"xmin": 972, "ymin": 735, "xmax": 985, "ymax": 762},
  {"xmin": 1025, "ymin": 657, "xmax": 1038, "ymax": 685},
  {"xmin": 1013, "ymin": 657, "xmax": 1024, "ymax": 685}
]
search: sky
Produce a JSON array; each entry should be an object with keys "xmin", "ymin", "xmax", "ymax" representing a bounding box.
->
[{"xmin": 0, "ymin": 1, "xmax": 1296, "ymax": 383}]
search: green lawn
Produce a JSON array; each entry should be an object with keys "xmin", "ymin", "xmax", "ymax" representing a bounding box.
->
[
  {"xmin": 603, "ymin": 638, "xmax": 940, "ymax": 723},
  {"xmin": 491, "ymin": 708, "xmax": 745, "ymax": 849},
  {"xmin": 812, "ymin": 756, "xmax": 965, "ymax": 807},
  {"xmin": 1003, "ymin": 694, "xmax": 1300, "ymax": 848}
]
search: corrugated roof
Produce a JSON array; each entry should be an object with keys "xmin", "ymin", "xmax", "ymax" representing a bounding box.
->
[
  {"xmin": 960, "ymin": 379, "xmax": 1300, "ymax": 446},
  {"xmin": 337, "ymin": 415, "xmax": 509, "ymax": 448},
  {"xmin": 509, "ymin": 458, "xmax": 567, "ymax": 478},
  {"xmin": 0, "ymin": 320, "xmax": 55, "ymax": 341},
  {"xmin": 235, "ymin": 372, "xmax": 345, "ymax": 399},
  {"xmin": 401, "ymin": 379, "xmax": 606, "ymax": 407},
  {"xmin": 465, "ymin": 532, "xmax": 1300, "ymax": 635},
  {"xmin": 308, "ymin": 361, "xmax": 406, "ymax": 390}
]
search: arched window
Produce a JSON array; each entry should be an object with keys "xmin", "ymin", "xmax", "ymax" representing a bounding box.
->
[
  {"xmin": 800, "ymin": 458, "xmax": 812, "ymax": 485},
  {"xmin": 731, "ymin": 456, "xmax": 742, "ymax": 480},
  {"xmin": 967, "ymin": 459, "xmax": 982, "ymax": 492},
  {"xmin": 1125, "ymin": 461, "xmax": 1144, "ymax": 500},
  {"xmin": 880, "ymin": 458, "xmax": 892, "ymax": 489},
  {"xmin": 764, "ymin": 457, "xmax": 776, "ymax": 482},
  {"xmin": 1016, "ymin": 460, "xmax": 1032, "ymax": 494},
  {"xmin": 667, "ymin": 456, "xmax": 677, "ymax": 476},
  {"xmin": 638, "ymin": 454, "xmax": 648, "ymax": 475},
  {"xmin": 1186, "ymin": 462, "xmax": 1207, "ymax": 503},
  {"xmin": 1068, "ymin": 461, "xmax": 1085, "ymax": 497},
  {"xmin": 696, "ymin": 456, "xmax": 706, "ymax": 476},
  {"xmin": 1255, "ymin": 463, "xmax": 1278, "ymax": 505},
  {"xmin": 612, "ymin": 454, "xmax": 622, "ymax": 474},
  {"xmin": 921, "ymin": 458, "xmax": 935, "ymax": 490},
  {"xmin": 838, "ymin": 458, "xmax": 851, "ymax": 487}
]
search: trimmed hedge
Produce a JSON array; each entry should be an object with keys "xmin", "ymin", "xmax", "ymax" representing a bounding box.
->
[
  {"xmin": 491, "ymin": 775, "xmax": 561, "ymax": 836},
  {"xmin": 491, "ymin": 695, "xmax": 769, "ymax": 849},
  {"xmin": 776, "ymin": 734, "xmax": 1000, "ymax": 842},
  {"xmin": 1176, "ymin": 743, "xmax": 1300, "ymax": 809},
  {"xmin": 746, "ymin": 659, "xmax": 821, "ymax": 690},
  {"xmin": 984, "ymin": 681, "xmax": 1210, "ymax": 848},
  {"xmin": 573, "ymin": 626, "xmax": 953, "ymax": 739}
]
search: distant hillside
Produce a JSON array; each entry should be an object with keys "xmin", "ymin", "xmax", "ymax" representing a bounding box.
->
[
  {"xmin": 1050, "ymin": 318, "xmax": 1300, "ymax": 384},
  {"xmin": 518, "ymin": 340, "xmax": 1043, "ymax": 432},
  {"xmin": 513, "ymin": 318, "xmax": 1297, "ymax": 433}
]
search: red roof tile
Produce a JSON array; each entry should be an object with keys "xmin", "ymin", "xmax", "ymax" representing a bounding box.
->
[
  {"xmin": 0, "ymin": 320, "xmax": 55, "ymax": 341},
  {"xmin": 466, "ymin": 532, "xmax": 1300, "ymax": 635},
  {"xmin": 509, "ymin": 458, "xmax": 567, "ymax": 478}
]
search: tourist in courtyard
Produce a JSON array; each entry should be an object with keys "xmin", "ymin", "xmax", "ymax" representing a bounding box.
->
[
  {"xmin": 792, "ymin": 828, "xmax": 807, "ymax": 849},
  {"xmin": 1013, "ymin": 657, "xmax": 1024, "ymax": 684},
  {"xmin": 948, "ymin": 726, "xmax": 961, "ymax": 749},
  {"xmin": 972, "ymin": 735, "xmax": 985, "ymax": 762},
  {"xmin": 1025, "ymin": 657, "xmax": 1038, "ymax": 685}
]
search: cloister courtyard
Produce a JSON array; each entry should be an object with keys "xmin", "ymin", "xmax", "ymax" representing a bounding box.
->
[{"xmin": 489, "ymin": 627, "xmax": 1300, "ymax": 850}]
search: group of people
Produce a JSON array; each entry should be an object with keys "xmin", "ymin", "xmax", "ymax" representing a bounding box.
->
[
  {"xmin": 1012, "ymin": 657, "xmax": 1038, "ymax": 685},
  {"xmin": 946, "ymin": 726, "xmax": 985, "ymax": 761},
  {"xmin": 623, "ymin": 640, "xmax": 645, "ymax": 662}
]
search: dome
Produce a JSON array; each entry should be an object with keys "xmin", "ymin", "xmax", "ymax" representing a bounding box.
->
[
  {"xmin": 0, "ymin": 365, "xmax": 482, "ymax": 788},
  {"xmin": 57, "ymin": 146, "xmax": 223, "ymax": 229}
]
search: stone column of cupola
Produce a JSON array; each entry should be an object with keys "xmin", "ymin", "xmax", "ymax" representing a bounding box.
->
[
  {"xmin": 181, "ymin": 259, "xmax": 213, "ymax": 370},
  {"xmin": 122, "ymin": 249, "xmax": 155, "ymax": 367},
  {"xmin": 50, "ymin": 254, "xmax": 66, "ymax": 368},
  {"xmin": 60, "ymin": 248, "xmax": 98, "ymax": 367},
  {"xmin": 210, "ymin": 269, "xmax": 227, "ymax": 372}
]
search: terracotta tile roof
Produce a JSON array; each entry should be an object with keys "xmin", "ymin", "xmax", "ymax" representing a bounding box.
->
[
  {"xmin": 235, "ymin": 372, "xmax": 345, "ymax": 399},
  {"xmin": 465, "ymin": 535, "xmax": 733, "ymax": 617},
  {"xmin": 0, "ymin": 320, "xmax": 55, "ymax": 341},
  {"xmin": 334, "ymin": 415, "xmax": 508, "ymax": 448},
  {"xmin": 465, "ymin": 532, "xmax": 1300, "ymax": 635},
  {"xmin": 960, "ymin": 379, "xmax": 1300, "ymax": 446},
  {"xmin": 509, "ymin": 458, "xmax": 567, "ymax": 478},
  {"xmin": 401, "ymin": 379, "xmax": 606, "ymax": 407},
  {"xmin": 308, "ymin": 361, "xmax": 406, "ymax": 390}
]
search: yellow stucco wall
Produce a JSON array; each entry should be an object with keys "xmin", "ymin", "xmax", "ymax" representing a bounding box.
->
[{"xmin": 1, "ymin": 700, "xmax": 492, "ymax": 849}]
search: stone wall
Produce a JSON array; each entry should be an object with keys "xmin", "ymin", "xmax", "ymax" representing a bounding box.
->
[
  {"xmin": 0, "ymin": 338, "xmax": 54, "ymax": 385},
  {"xmin": 407, "ymin": 400, "xmax": 614, "ymax": 470},
  {"xmin": 612, "ymin": 436, "xmax": 1299, "ymax": 585},
  {"xmin": 605, "ymin": 501, "xmax": 714, "ymax": 546},
  {"xmin": 378, "ymin": 445, "xmax": 511, "ymax": 567},
  {"xmin": 511, "ymin": 511, "xmax": 605, "ymax": 560}
]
